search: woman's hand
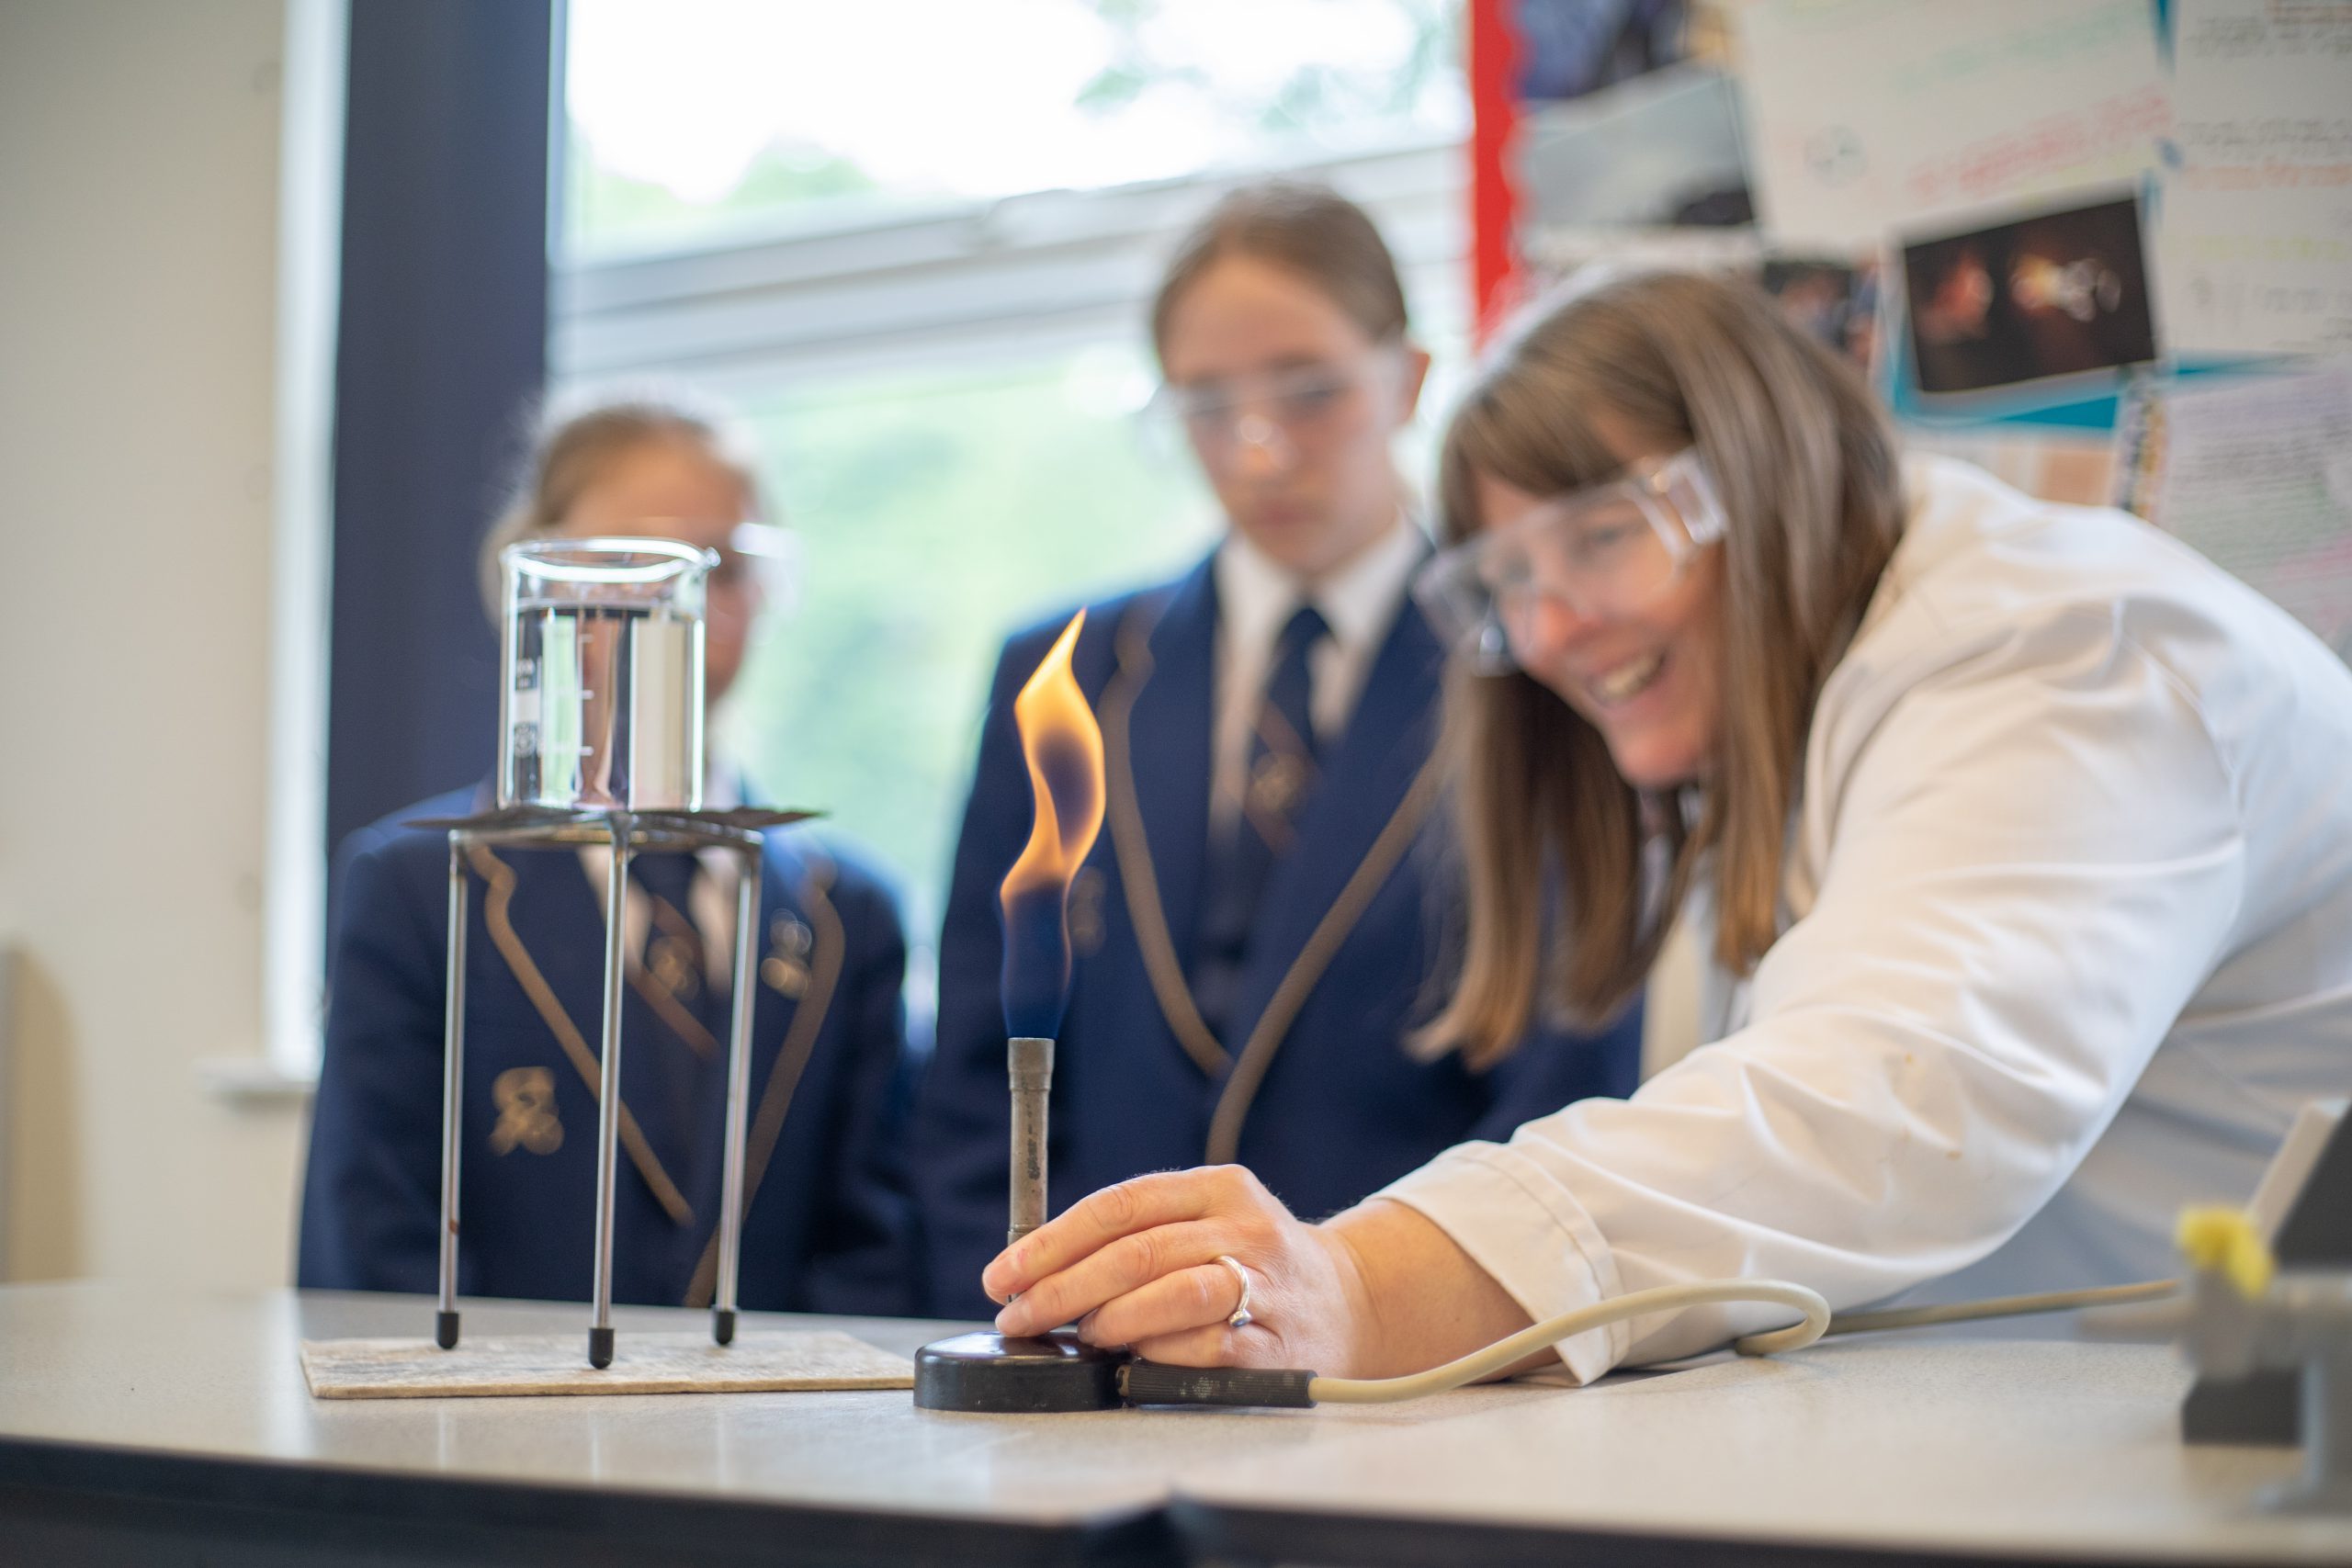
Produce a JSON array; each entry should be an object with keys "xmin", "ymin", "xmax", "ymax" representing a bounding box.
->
[
  {"xmin": 982, "ymin": 1165, "xmax": 1380, "ymax": 1371},
  {"xmin": 982, "ymin": 1166, "xmax": 1541, "ymax": 1378}
]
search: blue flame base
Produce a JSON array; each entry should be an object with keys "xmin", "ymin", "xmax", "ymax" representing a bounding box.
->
[{"xmin": 1001, "ymin": 886, "xmax": 1073, "ymax": 1041}]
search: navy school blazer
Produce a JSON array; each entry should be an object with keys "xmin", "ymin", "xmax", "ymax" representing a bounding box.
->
[
  {"xmin": 297, "ymin": 784, "xmax": 917, "ymax": 1315},
  {"xmin": 911, "ymin": 554, "xmax": 1645, "ymax": 1319}
]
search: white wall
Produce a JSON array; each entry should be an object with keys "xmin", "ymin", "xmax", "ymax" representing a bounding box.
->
[{"xmin": 0, "ymin": 0, "xmax": 309, "ymax": 1287}]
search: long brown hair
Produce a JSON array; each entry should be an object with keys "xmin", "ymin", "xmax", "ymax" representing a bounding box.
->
[{"xmin": 1421, "ymin": 271, "xmax": 1905, "ymax": 1066}]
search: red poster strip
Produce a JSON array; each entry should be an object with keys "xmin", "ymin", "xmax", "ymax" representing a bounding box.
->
[{"xmin": 1467, "ymin": 0, "xmax": 1521, "ymax": 344}]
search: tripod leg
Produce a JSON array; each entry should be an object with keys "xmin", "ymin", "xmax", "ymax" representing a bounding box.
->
[
  {"xmin": 436, "ymin": 835, "xmax": 469, "ymax": 1350},
  {"xmin": 589, "ymin": 814, "xmax": 633, "ymax": 1371},
  {"xmin": 714, "ymin": 840, "xmax": 762, "ymax": 1346}
]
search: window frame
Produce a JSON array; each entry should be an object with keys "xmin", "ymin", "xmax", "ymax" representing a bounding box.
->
[{"xmin": 550, "ymin": 138, "xmax": 1471, "ymax": 392}]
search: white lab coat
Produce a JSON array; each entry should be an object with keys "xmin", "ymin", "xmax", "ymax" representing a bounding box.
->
[{"xmin": 1381, "ymin": 457, "xmax": 2352, "ymax": 1382}]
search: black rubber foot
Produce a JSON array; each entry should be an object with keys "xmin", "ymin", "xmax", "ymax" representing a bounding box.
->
[
  {"xmin": 589, "ymin": 1325, "xmax": 615, "ymax": 1370},
  {"xmin": 911, "ymin": 1329, "xmax": 1127, "ymax": 1413},
  {"xmin": 435, "ymin": 1310, "xmax": 460, "ymax": 1350},
  {"xmin": 714, "ymin": 1308, "xmax": 737, "ymax": 1346}
]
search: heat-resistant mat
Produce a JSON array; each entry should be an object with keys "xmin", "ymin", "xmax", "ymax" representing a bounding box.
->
[{"xmin": 300, "ymin": 1330, "xmax": 914, "ymax": 1399}]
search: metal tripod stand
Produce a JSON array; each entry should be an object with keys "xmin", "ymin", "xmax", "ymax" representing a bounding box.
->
[{"xmin": 420, "ymin": 801, "xmax": 809, "ymax": 1368}]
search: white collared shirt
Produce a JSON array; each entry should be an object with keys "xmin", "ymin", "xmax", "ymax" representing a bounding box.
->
[{"xmin": 1209, "ymin": 515, "xmax": 1425, "ymax": 834}]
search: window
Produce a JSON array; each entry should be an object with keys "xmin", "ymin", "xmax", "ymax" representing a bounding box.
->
[
  {"xmin": 562, "ymin": 0, "xmax": 1464, "ymax": 259},
  {"xmin": 554, "ymin": 2, "xmax": 1472, "ymax": 1029}
]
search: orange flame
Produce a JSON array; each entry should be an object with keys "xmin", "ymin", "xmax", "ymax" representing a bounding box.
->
[
  {"xmin": 999, "ymin": 611, "xmax": 1105, "ymax": 1038},
  {"xmin": 1001, "ymin": 610, "xmax": 1105, "ymax": 906}
]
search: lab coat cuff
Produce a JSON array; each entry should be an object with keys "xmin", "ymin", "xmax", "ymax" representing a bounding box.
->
[{"xmin": 1376, "ymin": 1143, "xmax": 1626, "ymax": 1385}]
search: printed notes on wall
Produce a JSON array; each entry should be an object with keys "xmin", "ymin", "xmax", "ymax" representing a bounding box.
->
[{"xmin": 2159, "ymin": 0, "xmax": 2352, "ymax": 356}]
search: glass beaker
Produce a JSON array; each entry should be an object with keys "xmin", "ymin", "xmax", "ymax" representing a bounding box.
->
[{"xmin": 499, "ymin": 537, "xmax": 715, "ymax": 812}]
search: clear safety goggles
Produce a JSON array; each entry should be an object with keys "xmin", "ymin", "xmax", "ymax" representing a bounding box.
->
[
  {"xmin": 1413, "ymin": 449, "xmax": 1727, "ymax": 674},
  {"xmin": 657, "ymin": 520, "xmax": 799, "ymax": 616},
  {"xmin": 1152, "ymin": 349, "xmax": 1397, "ymax": 462}
]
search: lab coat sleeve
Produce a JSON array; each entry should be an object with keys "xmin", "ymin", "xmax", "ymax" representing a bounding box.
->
[{"xmin": 1378, "ymin": 604, "xmax": 2249, "ymax": 1381}]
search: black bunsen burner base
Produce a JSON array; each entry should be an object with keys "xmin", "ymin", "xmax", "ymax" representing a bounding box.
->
[{"xmin": 911, "ymin": 1329, "xmax": 1128, "ymax": 1413}]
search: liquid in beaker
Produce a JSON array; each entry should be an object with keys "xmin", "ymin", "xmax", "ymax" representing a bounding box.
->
[{"xmin": 500, "ymin": 539, "xmax": 713, "ymax": 812}]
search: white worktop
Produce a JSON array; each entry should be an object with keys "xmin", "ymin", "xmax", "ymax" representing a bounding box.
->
[
  {"xmin": 1178, "ymin": 1332, "xmax": 2352, "ymax": 1564},
  {"xmin": 4, "ymin": 1283, "xmax": 2348, "ymax": 1564},
  {"xmin": 0, "ymin": 1283, "xmax": 1544, "ymax": 1528}
]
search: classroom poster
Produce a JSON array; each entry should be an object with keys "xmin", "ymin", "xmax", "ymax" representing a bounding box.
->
[
  {"xmin": 1732, "ymin": 0, "xmax": 2169, "ymax": 252},
  {"xmin": 2120, "ymin": 363, "xmax": 2352, "ymax": 659},
  {"xmin": 2157, "ymin": 0, "xmax": 2352, "ymax": 355}
]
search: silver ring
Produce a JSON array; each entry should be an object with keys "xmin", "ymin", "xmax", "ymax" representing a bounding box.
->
[{"xmin": 1213, "ymin": 1254, "xmax": 1253, "ymax": 1329}]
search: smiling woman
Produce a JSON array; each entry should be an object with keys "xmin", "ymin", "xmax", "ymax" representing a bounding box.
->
[
  {"xmin": 982, "ymin": 268, "xmax": 2352, "ymax": 1387},
  {"xmin": 1430, "ymin": 273, "xmax": 1903, "ymax": 1035}
]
